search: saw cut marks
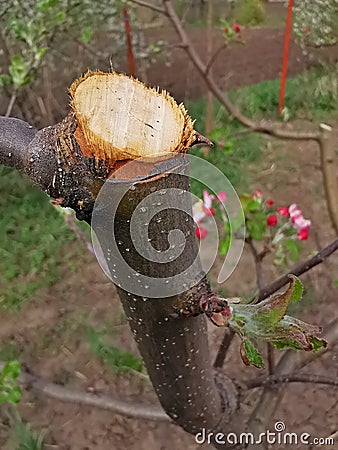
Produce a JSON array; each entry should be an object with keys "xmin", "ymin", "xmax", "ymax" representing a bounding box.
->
[{"xmin": 69, "ymin": 71, "xmax": 195, "ymax": 160}]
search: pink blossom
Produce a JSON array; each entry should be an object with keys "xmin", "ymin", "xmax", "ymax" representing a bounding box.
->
[
  {"xmin": 288, "ymin": 203, "xmax": 311, "ymax": 238},
  {"xmin": 195, "ymin": 227, "xmax": 208, "ymax": 239},
  {"xmin": 192, "ymin": 202, "xmax": 206, "ymax": 224},
  {"xmin": 202, "ymin": 206, "xmax": 215, "ymax": 216},
  {"xmin": 203, "ymin": 190, "xmax": 214, "ymax": 209},
  {"xmin": 277, "ymin": 206, "xmax": 289, "ymax": 217},
  {"xmin": 293, "ymin": 215, "xmax": 311, "ymax": 232},
  {"xmin": 252, "ymin": 189, "xmax": 262, "ymax": 199},
  {"xmin": 217, "ymin": 191, "xmax": 227, "ymax": 202},
  {"xmin": 266, "ymin": 199, "xmax": 274, "ymax": 207}
]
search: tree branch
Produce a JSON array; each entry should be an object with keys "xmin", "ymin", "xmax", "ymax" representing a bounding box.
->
[
  {"xmin": 0, "ymin": 117, "xmax": 37, "ymax": 171},
  {"xmin": 0, "ymin": 362, "xmax": 170, "ymax": 422},
  {"xmin": 129, "ymin": 0, "xmax": 167, "ymax": 16},
  {"xmin": 318, "ymin": 123, "xmax": 338, "ymax": 234},
  {"xmin": 246, "ymin": 373, "xmax": 338, "ymax": 390},
  {"xmin": 258, "ymin": 238, "xmax": 338, "ymax": 302},
  {"xmin": 161, "ymin": 0, "xmax": 320, "ymax": 141}
]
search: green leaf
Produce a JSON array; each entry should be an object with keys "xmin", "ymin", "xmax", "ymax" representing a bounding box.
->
[
  {"xmin": 219, "ymin": 234, "xmax": 231, "ymax": 255},
  {"xmin": 1, "ymin": 360, "xmax": 20, "ymax": 379},
  {"xmin": 272, "ymin": 339, "xmax": 303, "ymax": 351},
  {"xmin": 56, "ymin": 11, "xmax": 65, "ymax": 24},
  {"xmin": 309, "ymin": 337, "xmax": 326, "ymax": 352},
  {"xmin": 333, "ymin": 280, "xmax": 338, "ymax": 287},
  {"xmin": 35, "ymin": 47, "xmax": 47, "ymax": 62},
  {"xmin": 37, "ymin": 0, "xmax": 59, "ymax": 12},
  {"xmin": 6, "ymin": 386, "xmax": 21, "ymax": 403},
  {"xmin": 241, "ymin": 339, "xmax": 264, "ymax": 368},
  {"xmin": 8, "ymin": 55, "xmax": 32, "ymax": 89},
  {"xmin": 0, "ymin": 74, "xmax": 12, "ymax": 89},
  {"xmin": 247, "ymin": 219, "xmax": 266, "ymax": 241},
  {"xmin": 80, "ymin": 26, "xmax": 93, "ymax": 44},
  {"xmin": 289, "ymin": 276, "xmax": 303, "ymax": 302},
  {"xmin": 284, "ymin": 239, "xmax": 301, "ymax": 262}
]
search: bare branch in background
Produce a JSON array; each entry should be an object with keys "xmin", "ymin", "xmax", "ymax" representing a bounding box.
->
[
  {"xmin": 318, "ymin": 123, "xmax": 338, "ymax": 234},
  {"xmin": 247, "ymin": 373, "xmax": 338, "ymax": 390},
  {"xmin": 0, "ymin": 362, "xmax": 171, "ymax": 423},
  {"xmin": 258, "ymin": 238, "xmax": 338, "ymax": 302},
  {"xmin": 129, "ymin": 0, "xmax": 167, "ymax": 16}
]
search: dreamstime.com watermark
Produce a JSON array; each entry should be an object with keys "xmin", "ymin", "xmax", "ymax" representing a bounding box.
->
[{"xmin": 195, "ymin": 422, "xmax": 335, "ymax": 447}]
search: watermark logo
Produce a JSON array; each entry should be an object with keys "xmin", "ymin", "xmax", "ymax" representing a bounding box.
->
[
  {"xmin": 195, "ymin": 421, "xmax": 335, "ymax": 446},
  {"xmin": 91, "ymin": 154, "xmax": 245, "ymax": 298}
]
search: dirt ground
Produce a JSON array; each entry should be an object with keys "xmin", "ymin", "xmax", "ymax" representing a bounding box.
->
[{"xmin": 1, "ymin": 18, "xmax": 338, "ymax": 450}]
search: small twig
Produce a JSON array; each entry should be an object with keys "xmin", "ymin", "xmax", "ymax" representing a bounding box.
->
[
  {"xmin": 5, "ymin": 92, "xmax": 17, "ymax": 117},
  {"xmin": 205, "ymin": 43, "xmax": 226, "ymax": 75},
  {"xmin": 258, "ymin": 238, "xmax": 338, "ymax": 302},
  {"xmin": 213, "ymin": 329, "xmax": 235, "ymax": 368},
  {"xmin": 0, "ymin": 362, "xmax": 170, "ymax": 423},
  {"xmin": 246, "ymin": 237, "xmax": 264, "ymax": 292},
  {"xmin": 128, "ymin": 0, "xmax": 167, "ymax": 16},
  {"xmin": 246, "ymin": 373, "xmax": 338, "ymax": 390}
]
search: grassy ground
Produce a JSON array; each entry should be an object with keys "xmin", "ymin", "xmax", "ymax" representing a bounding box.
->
[{"xmin": 0, "ymin": 168, "xmax": 75, "ymax": 311}]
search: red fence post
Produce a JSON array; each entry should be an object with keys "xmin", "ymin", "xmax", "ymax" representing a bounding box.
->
[
  {"xmin": 278, "ymin": 0, "xmax": 294, "ymax": 115},
  {"xmin": 123, "ymin": 7, "xmax": 137, "ymax": 78}
]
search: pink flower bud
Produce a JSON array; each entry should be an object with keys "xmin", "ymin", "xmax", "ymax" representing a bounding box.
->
[
  {"xmin": 277, "ymin": 206, "xmax": 289, "ymax": 217},
  {"xmin": 266, "ymin": 199, "xmax": 274, "ymax": 207},
  {"xmin": 232, "ymin": 23, "xmax": 240, "ymax": 33},
  {"xmin": 217, "ymin": 191, "xmax": 227, "ymax": 202},
  {"xmin": 297, "ymin": 227, "xmax": 309, "ymax": 240},
  {"xmin": 252, "ymin": 189, "xmax": 262, "ymax": 200},
  {"xmin": 195, "ymin": 227, "xmax": 208, "ymax": 239}
]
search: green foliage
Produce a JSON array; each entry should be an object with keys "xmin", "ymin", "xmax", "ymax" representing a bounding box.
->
[
  {"xmin": 333, "ymin": 280, "xmax": 338, "ymax": 287},
  {"xmin": 86, "ymin": 327, "xmax": 145, "ymax": 375},
  {"xmin": 235, "ymin": 0, "xmax": 266, "ymax": 26},
  {"xmin": 0, "ymin": 361, "xmax": 21, "ymax": 405},
  {"xmin": 289, "ymin": 276, "xmax": 304, "ymax": 302},
  {"xmin": 188, "ymin": 99, "xmax": 262, "ymax": 191},
  {"xmin": 0, "ymin": 168, "xmax": 73, "ymax": 311},
  {"xmin": 1, "ymin": 0, "xmax": 66, "ymax": 90},
  {"xmin": 293, "ymin": 0, "xmax": 338, "ymax": 49},
  {"xmin": 0, "ymin": 0, "xmax": 164, "ymax": 100},
  {"xmin": 232, "ymin": 67, "xmax": 338, "ymax": 121},
  {"xmin": 241, "ymin": 339, "xmax": 264, "ymax": 368},
  {"xmin": 227, "ymin": 276, "xmax": 327, "ymax": 367},
  {"xmin": 11, "ymin": 420, "xmax": 46, "ymax": 450}
]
